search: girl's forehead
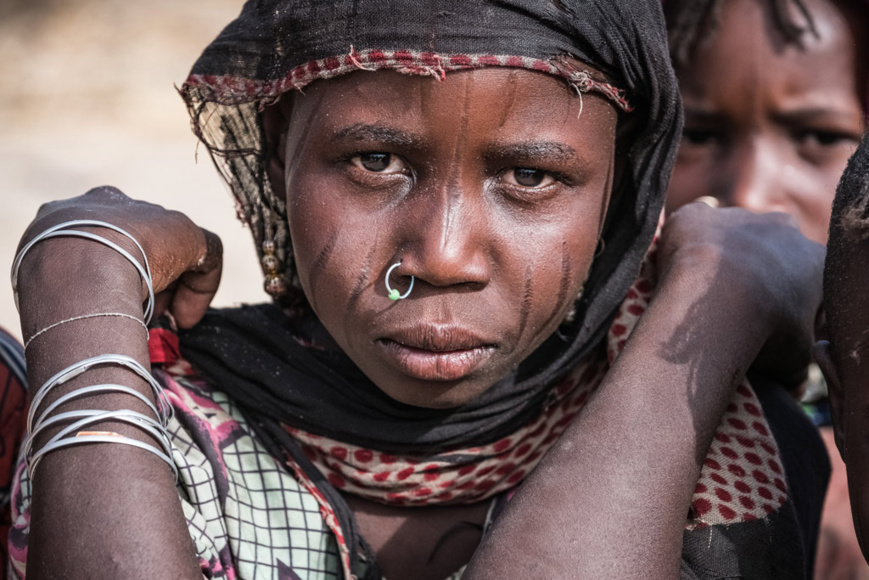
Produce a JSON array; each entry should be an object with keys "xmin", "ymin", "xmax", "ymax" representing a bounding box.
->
[
  {"xmin": 284, "ymin": 67, "xmax": 618, "ymax": 145},
  {"xmin": 292, "ymin": 67, "xmax": 587, "ymax": 114}
]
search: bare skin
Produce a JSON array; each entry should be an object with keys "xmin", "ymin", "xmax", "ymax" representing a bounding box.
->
[
  {"xmin": 16, "ymin": 68, "xmax": 822, "ymax": 579},
  {"xmin": 344, "ymin": 494, "xmax": 491, "ymax": 580}
]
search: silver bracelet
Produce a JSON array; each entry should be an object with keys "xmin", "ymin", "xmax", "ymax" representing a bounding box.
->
[
  {"xmin": 25, "ymin": 357, "xmax": 177, "ymax": 480},
  {"xmin": 13, "ymin": 221, "xmax": 177, "ymax": 482},
  {"xmin": 33, "ymin": 383, "xmax": 161, "ymax": 430},
  {"xmin": 26, "ymin": 408, "xmax": 173, "ymax": 471},
  {"xmin": 27, "ymin": 354, "xmax": 173, "ymax": 435},
  {"xmin": 24, "ymin": 312, "xmax": 149, "ymax": 351},
  {"xmin": 29, "ymin": 434, "xmax": 176, "ymax": 480},
  {"xmin": 28, "ymin": 409, "xmax": 177, "ymax": 480},
  {"xmin": 10, "ymin": 220, "xmax": 155, "ymax": 324}
]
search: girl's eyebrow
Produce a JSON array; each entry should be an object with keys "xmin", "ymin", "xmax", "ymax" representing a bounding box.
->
[
  {"xmin": 485, "ymin": 141, "xmax": 577, "ymax": 162},
  {"xmin": 330, "ymin": 123, "xmax": 421, "ymax": 147}
]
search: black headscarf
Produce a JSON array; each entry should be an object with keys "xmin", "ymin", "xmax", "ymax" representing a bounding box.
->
[{"xmin": 177, "ymin": 0, "xmax": 682, "ymax": 453}]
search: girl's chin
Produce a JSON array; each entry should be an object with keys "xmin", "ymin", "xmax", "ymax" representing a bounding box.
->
[{"xmin": 370, "ymin": 372, "xmax": 497, "ymax": 410}]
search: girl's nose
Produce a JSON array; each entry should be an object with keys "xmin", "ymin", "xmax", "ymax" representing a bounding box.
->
[{"xmin": 396, "ymin": 184, "xmax": 491, "ymax": 290}]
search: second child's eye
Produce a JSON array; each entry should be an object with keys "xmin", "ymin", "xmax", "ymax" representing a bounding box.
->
[
  {"xmin": 504, "ymin": 167, "xmax": 555, "ymax": 188},
  {"xmin": 682, "ymin": 128, "xmax": 720, "ymax": 146},
  {"xmin": 797, "ymin": 130, "xmax": 854, "ymax": 148},
  {"xmin": 352, "ymin": 153, "xmax": 405, "ymax": 173}
]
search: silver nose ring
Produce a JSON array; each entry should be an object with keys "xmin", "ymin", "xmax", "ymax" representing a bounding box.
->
[{"xmin": 385, "ymin": 262, "xmax": 414, "ymax": 301}]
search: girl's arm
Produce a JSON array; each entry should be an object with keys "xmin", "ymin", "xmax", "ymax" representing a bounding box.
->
[
  {"xmin": 17, "ymin": 187, "xmax": 221, "ymax": 579},
  {"xmin": 465, "ymin": 205, "xmax": 822, "ymax": 579}
]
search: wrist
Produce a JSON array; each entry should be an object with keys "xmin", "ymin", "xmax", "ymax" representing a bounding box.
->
[
  {"xmin": 17, "ymin": 238, "xmax": 146, "ymax": 337},
  {"xmin": 647, "ymin": 249, "xmax": 772, "ymax": 371},
  {"xmin": 657, "ymin": 242, "xmax": 773, "ymax": 328}
]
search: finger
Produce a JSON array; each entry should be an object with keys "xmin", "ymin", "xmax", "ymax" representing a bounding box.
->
[
  {"xmin": 144, "ymin": 210, "xmax": 210, "ymax": 293},
  {"xmin": 153, "ymin": 285, "xmax": 177, "ymax": 320},
  {"xmin": 170, "ymin": 266, "xmax": 223, "ymax": 329},
  {"xmin": 169, "ymin": 230, "xmax": 223, "ymax": 328}
]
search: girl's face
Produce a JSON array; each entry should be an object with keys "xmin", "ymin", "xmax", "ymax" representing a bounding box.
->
[
  {"xmin": 280, "ymin": 68, "xmax": 617, "ymax": 409},
  {"xmin": 666, "ymin": 0, "xmax": 866, "ymax": 244}
]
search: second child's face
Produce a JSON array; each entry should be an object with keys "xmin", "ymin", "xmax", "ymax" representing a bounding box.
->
[
  {"xmin": 280, "ymin": 68, "xmax": 617, "ymax": 409},
  {"xmin": 666, "ymin": 0, "xmax": 866, "ymax": 244}
]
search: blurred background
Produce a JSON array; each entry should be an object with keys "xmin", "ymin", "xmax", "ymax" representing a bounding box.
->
[{"xmin": 0, "ymin": 0, "xmax": 262, "ymax": 340}]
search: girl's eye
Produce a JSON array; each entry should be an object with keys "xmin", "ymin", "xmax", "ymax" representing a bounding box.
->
[
  {"xmin": 352, "ymin": 153, "xmax": 405, "ymax": 173},
  {"xmin": 505, "ymin": 167, "xmax": 555, "ymax": 188}
]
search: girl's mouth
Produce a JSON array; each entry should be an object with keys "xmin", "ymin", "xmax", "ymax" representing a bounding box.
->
[
  {"xmin": 375, "ymin": 325, "xmax": 497, "ymax": 381},
  {"xmin": 377, "ymin": 340, "xmax": 496, "ymax": 381}
]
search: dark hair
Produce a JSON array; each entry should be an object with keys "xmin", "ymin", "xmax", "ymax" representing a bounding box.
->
[
  {"xmin": 664, "ymin": 0, "xmax": 816, "ymax": 68},
  {"xmin": 824, "ymin": 132, "xmax": 869, "ymax": 359}
]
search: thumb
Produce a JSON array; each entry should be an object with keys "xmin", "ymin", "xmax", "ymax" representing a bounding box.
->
[{"xmin": 170, "ymin": 229, "xmax": 223, "ymax": 329}]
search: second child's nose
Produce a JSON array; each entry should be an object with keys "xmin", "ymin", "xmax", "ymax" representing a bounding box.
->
[{"xmin": 724, "ymin": 140, "xmax": 787, "ymax": 215}]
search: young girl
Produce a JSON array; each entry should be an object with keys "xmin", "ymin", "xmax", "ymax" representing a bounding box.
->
[{"xmin": 9, "ymin": 1, "xmax": 824, "ymax": 578}]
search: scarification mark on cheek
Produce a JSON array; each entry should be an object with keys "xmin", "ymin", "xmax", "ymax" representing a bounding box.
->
[
  {"xmin": 342, "ymin": 243, "xmax": 379, "ymax": 334},
  {"xmin": 539, "ymin": 242, "xmax": 574, "ymax": 332},
  {"xmin": 518, "ymin": 264, "xmax": 534, "ymax": 338},
  {"xmin": 349, "ymin": 244, "xmax": 377, "ymax": 305},
  {"xmin": 306, "ymin": 229, "xmax": 340, "ymax": 312}
]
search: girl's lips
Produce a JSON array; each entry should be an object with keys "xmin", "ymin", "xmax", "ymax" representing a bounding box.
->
[{"xmin": 376, "ymin": 339, "xmax": 496, "ymax": 381}]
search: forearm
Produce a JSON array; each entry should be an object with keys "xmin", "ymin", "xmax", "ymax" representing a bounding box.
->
[
  {"xmin": 19, "ymin": 238, "xmax": 199, "ymax": 579},
  {"xmin": 466, "ymin": 255, "xmax": 771, "ymax": 579}
]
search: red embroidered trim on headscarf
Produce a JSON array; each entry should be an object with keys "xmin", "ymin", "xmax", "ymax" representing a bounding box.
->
[{"xmin": 185, "ymin": 48, "xmax": 634, "ymax": 112}]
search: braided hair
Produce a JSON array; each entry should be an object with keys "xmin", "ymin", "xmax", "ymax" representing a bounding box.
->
[{"xmin": 664, "ymin": 0, "xmax": 818, "ymax": 68}]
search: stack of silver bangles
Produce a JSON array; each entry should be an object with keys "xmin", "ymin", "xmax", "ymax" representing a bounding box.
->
[{"xmin": 10, "ymin": 220, "xmax": 176, "ymax": 479}]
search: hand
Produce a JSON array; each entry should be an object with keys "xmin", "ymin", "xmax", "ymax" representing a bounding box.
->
[
  {"xmin": 657, "ymin": 202, "xmax": 824, "ymax": 389},
  {"xmin": 18, "ymin": 186, "xmax": 223, "ymax": 328}
]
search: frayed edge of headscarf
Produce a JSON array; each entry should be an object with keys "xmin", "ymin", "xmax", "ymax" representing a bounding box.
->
[{"xmin": 181, "ymin": 48, "xmax": 634, "ymax": 113}]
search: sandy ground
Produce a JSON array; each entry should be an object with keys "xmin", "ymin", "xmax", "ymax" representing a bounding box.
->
[{"xmin": 0, "ymin": 0, "xmax": 263, "ymax": 341}]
